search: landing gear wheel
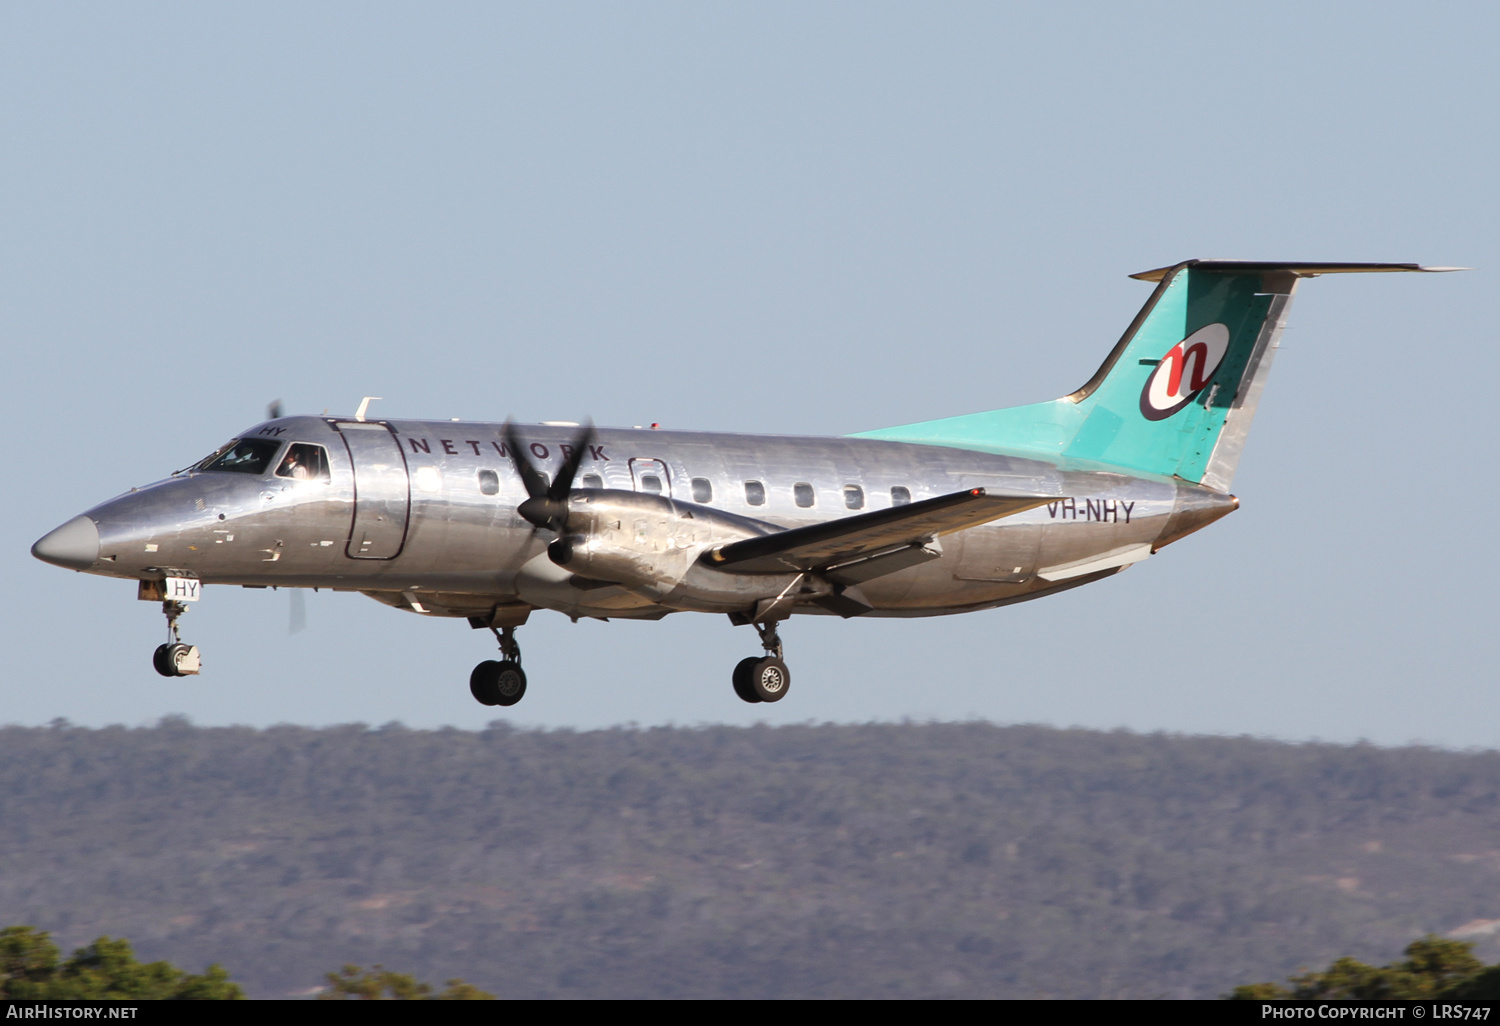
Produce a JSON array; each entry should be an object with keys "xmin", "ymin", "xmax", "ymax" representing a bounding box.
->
[
  {"xmin": 470, "ymin": 659, "xmax": 527, "ymax": 707},
  {"xmin": 470, "ymin": 661, "xmax": 502, "ymax": 706},
  {"xmin": 749, "ymin": 657, "xmax": 790, "ymax": 703},
  {"xmin": 731, "ymin": 619, "xmax": 791, "ymax": 704},
  {"xmin": 153, "ymin": 643, "xmax": 200, "ymax": 677},
  {"xmin": 732, "ymin": 657, "xmax": 763, "ymax": 704},
  {"xmin": 473, "ymin": 626, "xmax": 528, "ymax": 707},
  {"xmin": 493, "ymin": 660, "xmax": 527, "ymax": 707},
  {"xmin": 154, "ymin": 599, "xmax": 199, "ymax": 676}
]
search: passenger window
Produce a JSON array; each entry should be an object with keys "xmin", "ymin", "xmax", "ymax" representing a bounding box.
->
[
  {"xmin": 204, "ymin": 438, "xmax": 282, "ymax": 476},
  {"xmin": 640, "ymin": 474, "xmax": 662, "ymax": 494},
  {"xmin": 891, "ymin": 486, "xmax": 911, "ymax": 506},
  {"xmin": 844, "ymin": 485, "xmax": 864, "ymax": 510},
  {"xmin": 794, "ymin": 482, "xmax": 815, "ymax": 508},
  {"xmin": 691, "ymin": 478, "xmax": 713, "ymax": 503},
  {"xmin": 745, "ymin": 481, "xmax": 766, "ymax": 506},
  {"xmin": 275, "ymin": 443, "xmax": 330, "ymax": 482},
  {"xmin": 477, "ymin": 469, "xmax": 500, "ymax": 495},
  {"xmin": 581, "ymin": 474, "xmax": 603, "ymax": 489}
]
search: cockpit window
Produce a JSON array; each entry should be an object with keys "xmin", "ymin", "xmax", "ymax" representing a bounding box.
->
[
  {"xmin": 275, "ymin": 443, "xmax": 331, "ymax": 482},
  {"xmin": 183, "ymin": 441, "xmax": 233, "ymax": 474},
  {"xmin": 200, "ymin": 438, "xmax": 282, "ymax": 475}
]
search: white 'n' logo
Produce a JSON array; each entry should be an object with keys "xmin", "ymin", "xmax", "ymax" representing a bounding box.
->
[{"xmin": 1139, "ymin": 323, "xmax": 1231, "ymax": 421}]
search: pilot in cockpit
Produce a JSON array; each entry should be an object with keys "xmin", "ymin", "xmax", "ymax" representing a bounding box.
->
[
  {"xmin": 275, "ymin": 444, "xmax": 328, "ymax": 482},
  {"xmin": 277, "ymin": 448, "xmax": 309, "ymax": 480}
]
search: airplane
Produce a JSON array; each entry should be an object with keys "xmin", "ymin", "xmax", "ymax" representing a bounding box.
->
[{"xmin": 31, "ymin": 259, "xmax": 1456, "ymax": 707}]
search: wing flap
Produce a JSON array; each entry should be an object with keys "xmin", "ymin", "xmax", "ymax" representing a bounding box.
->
[{"xmin": 705, "ymin": 488, "xmax": 1050, "ymax": 574}]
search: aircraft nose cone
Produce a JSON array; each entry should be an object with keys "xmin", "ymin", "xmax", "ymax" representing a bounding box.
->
[{"xmin": 32, "ymin": 515, "xmax": 100, "ymax": 570}]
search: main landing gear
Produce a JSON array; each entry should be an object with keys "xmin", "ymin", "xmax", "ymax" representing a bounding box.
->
[
  {"xmin": 470, "ymin": 625, "xmax": 527, "ymax": 707},
  {"xmin": 152, "ymin": 600, "xmax": 201, "ymax": 677},
  {"xmin": 732, "ymin": 621, "xmax": 790, "ymax": 704}
]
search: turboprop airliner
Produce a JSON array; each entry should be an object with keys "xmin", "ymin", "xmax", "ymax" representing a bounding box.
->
[{"xmin": 32, "ymin": 260, "xmax": 1454, "ymax": 706}]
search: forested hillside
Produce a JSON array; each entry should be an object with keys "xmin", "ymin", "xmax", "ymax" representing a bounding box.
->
[{"xmin": 3, "ymin": 718, "xmax": 1500, "ymax": 998}]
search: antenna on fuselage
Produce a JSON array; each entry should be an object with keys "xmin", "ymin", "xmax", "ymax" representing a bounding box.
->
[{"xmin": 354, "ymin": 396, "xmax": 383, "ymax": 422}]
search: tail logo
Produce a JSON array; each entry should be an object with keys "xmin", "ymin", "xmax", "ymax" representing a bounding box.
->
[{"xmin": 1139, "ymin": 323, "xmax": 1231, "ymax": 421}]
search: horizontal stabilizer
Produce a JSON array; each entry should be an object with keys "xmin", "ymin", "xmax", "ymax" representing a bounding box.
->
[
  {"xmin": 1129, "ymin": 260, "xmax": 1466, "ymax": 282},
  {"xmin": 705, "ymin": 488, "xmax": 1050, "ymax": 574}
]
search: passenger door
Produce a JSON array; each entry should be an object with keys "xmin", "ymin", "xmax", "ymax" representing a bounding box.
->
[{"xmin": 334, "ymin": 422, "xmax": 411, "ymax": 559}]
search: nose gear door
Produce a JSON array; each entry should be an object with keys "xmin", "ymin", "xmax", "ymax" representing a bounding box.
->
[{"xmin": 334, "ymin": 422, "xmax": 411, "ymax": 559}]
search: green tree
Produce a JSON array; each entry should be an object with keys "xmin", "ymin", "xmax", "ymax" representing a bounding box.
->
[
  {"xmin": 0, "ymin": 926, "xmax": 243, "ymax": 1000},
  {"xmin": 1443, "ymin": 965, "xmax": 1500, "ymax": 999},
  {"xmin": 0, "ymin": 925, "xmax": 63, "ymax": 998},
  {"xmin": 1229, "ymin": 935, "xmax": 1485, "ymax": 1000},
  {"xmin": 319, "ymin": 964, "xmax": 494, "ymax": 1000}
]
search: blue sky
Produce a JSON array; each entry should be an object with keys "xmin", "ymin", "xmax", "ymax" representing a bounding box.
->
[{"xmin": 3, "ymin": 2, "xmax": 1495, "ymax": 744}]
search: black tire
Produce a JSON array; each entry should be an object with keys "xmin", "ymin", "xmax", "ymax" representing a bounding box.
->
[
  {"xmin": 152, "ymin": 644, "xmax": 176, "ymax": 677},
  {"xmin": 732, "ymin": 657, "xmax": 762, "ymax": 703},
  {"xmin": 469, "ymin": 660, "xmax": 501, "ymax": 706},
  {"xmin": 750, "ymin": 657, "xmax": 790, "ymax": 703},
  {"xmin": 493, "ymin": 660, "xmax": 527, "ymax": 707}
]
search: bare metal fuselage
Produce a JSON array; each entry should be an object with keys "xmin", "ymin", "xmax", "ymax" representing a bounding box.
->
[{"xmin": 58, "ymin": 416, "xmax": 1234, "ymax": 624}]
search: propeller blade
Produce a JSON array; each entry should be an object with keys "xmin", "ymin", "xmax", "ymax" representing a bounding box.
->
[
  {"xmin": 289, "ymin": 588, "xmax": 306, "ymax": 635},
  {"xmin": 503, "ymin": 421, "xmax": 552, "ymax": 501},
  {"xmin": 547, "ymin": 424, "xmax": 595, "ymax": 503},
  {"xmin": 547, "ymin": 537, "xmax": 576, "ymax": 566}
]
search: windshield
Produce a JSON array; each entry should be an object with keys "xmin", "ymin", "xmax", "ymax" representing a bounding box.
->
[{"xmin": 197, "ymin": 438, "xmax": 283, "ymax": 475}]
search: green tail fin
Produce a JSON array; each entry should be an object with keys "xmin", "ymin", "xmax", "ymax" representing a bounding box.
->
[{"xmin": 853, "ymin": 260, "xmax": 1450, "ymax": 490}]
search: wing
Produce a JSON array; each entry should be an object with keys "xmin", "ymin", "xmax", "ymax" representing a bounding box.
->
[{"xmin": 703, "ymin": 488, "xmax": 1050, "ymax": 575}]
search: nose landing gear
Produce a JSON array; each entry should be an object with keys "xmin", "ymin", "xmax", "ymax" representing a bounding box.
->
[
  {"xmin": 151, "ymin": 600, "xmax": 201, "ymax": 677},
  {"xmin": 470, "ymin": 625, "xmax": 527, "ymax": 707},
  {"xmin": 732, "ymin": 621, "xmax": 790, "ymax": 704}
]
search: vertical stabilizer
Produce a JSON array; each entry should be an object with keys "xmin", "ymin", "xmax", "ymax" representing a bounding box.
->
[
  {"xmin": 1060, "ymin": 261, "xmax": 1297, "ymax": 490},
  {"xmin": 854, "ymin": 261, "xmax": 1456, "ymax": 490}
]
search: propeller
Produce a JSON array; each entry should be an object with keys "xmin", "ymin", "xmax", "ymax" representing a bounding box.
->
[
  {"xmin": 267, "ymin": 397, "xmax": 302, "ymax": 631},
  {"xmin": 289, "ymin": 588, "xmax": 307, "ymax": 635},
  {"xmin": 503, "ymin": 421, "xmax": 595, "ymax": 563}
]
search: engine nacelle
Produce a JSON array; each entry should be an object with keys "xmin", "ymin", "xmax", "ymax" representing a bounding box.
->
[
  {"xmin": 553, "ymin": 491, "xmax": 814, "ymax": 614},
  {"xmin": 512, "ymin": 550, "xmax": 676, "ymax": 620}
]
